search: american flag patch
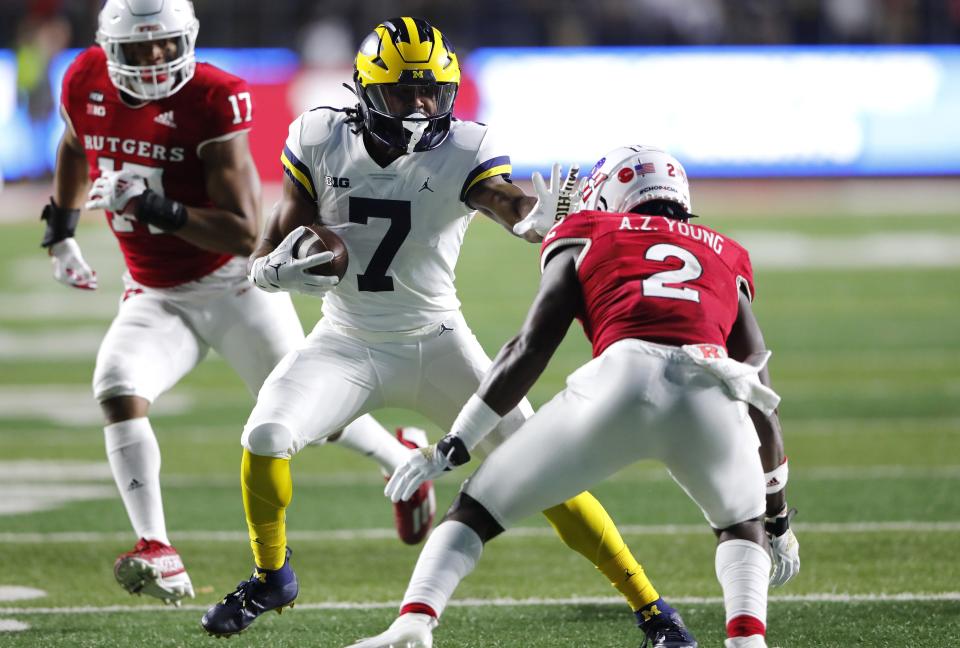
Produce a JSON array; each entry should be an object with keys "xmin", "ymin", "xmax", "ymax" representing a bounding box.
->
[{"xmin": 636, "ymin": 162, "xmax": 656, "ymax": 175}]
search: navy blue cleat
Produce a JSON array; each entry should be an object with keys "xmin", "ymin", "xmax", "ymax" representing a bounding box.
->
[
  {"xmin": 201, "ymin": 547, "xmax": 298, "ymax": 637},
  {"xmin": 636, "ymin": 598, "xmax": 698, "ymax": 648}
]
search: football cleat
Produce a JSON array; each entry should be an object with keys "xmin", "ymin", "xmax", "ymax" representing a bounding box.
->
[
  {"xmin": 639, "ymin": 610, "xmax": 698, "ymax": 648},
  {"xmin": 392, "ymin": 428, "xmax": 436, "ymax": 545},
  {"xmin": 724, "ymin": 636, "xmax": 768, "ymax": 648},
  {"xmin": 344, "ymin": 612, "xmax": 438, "ymax": 648},
  {"xmin": 201, "ymin": 547, "xmax": 298, "ymax": 638},
  {"xmin": 113, "ymin": 538, "xmax": 194, "ymax": 606}
]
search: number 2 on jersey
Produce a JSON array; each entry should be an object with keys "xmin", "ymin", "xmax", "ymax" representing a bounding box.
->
[
  {"xmin": 642, "ymin": 243, "xmax": 702, "ymax": 302},
  {"xmin": 349, "ymin": 197, "xmax": 411, "ymax": 292}
]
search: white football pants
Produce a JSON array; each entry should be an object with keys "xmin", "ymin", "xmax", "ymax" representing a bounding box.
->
[
  {"xmin": 464, "ymin": 338, "xmax": 767, "ymax": 531},
  {"xmin": 241, "ymin": 311, "xmax": 532, "ymax": 459},
  {"xmin": 93, "ymin": 258, "xmax": 305, "ymax": 402}
]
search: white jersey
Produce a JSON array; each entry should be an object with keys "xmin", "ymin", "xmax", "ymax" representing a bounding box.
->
[{"xmin": 281, "ymin": 107, "xmax": 511, "ymax": 332}]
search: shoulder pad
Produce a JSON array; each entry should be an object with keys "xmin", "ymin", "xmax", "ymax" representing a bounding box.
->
[{"xmin": 298, "ymin": 107, "xmax": 355, "ymax": 148}]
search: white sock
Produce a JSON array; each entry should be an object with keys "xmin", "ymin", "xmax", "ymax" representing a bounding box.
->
[
  {"xmin": 715, "ymin": 539, "xmax": 770, "ymax": 636},
  {"xmin": 104, "ymin": 417, "xmax": 169, "ymax": 546},
  {"xmin": 401, "ymin": 521, "xmax": 483, "ymax": 618},
  {"xmin": 333, "ymin": 415, "xmax": 410, "ymax": 474}
]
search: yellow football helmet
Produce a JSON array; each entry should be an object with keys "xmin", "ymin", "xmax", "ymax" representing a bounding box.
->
[{"xmin": 354, "ymin": 17, "xmax": 460, "ymax": 153}]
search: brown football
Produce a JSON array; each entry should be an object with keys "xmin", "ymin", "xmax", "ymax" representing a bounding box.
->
[{"xmin": 292, "ymin": 224, "xmax": 348, "ymax": 279}]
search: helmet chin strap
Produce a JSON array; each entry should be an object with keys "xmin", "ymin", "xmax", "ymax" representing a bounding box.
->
[{"xmin": 403, "ymin": 112, "xmax": 429, "ymax": 153}]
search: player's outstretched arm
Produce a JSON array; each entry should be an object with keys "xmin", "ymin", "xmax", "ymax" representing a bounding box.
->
[
  {"xmin": 478, "ymin": 245, "xmax": 583, "ymax": 415},
  {"xmin": 727, "ymin": 290, "xmax": 799, "ymax": 587},
  {"xmin": 466, "ymin": 175, "xmax": 540, "ymax": 243},
  {"xmin": 44, "ymin": 118, "xmax": 98, "ymax": 290},
  {"xmin": 386, "ymin": 245, "xmax": 584, "ymax": 503}
]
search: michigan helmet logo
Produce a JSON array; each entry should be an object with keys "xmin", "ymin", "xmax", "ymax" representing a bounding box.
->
[{"xmin": 354, "ymin": 17, "xmax": 460, "ymax": 153}]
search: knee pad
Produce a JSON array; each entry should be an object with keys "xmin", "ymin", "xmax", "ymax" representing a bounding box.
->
[{"xmin": 243, "ymin": 422, "xmax": 295, "ymax": 458}]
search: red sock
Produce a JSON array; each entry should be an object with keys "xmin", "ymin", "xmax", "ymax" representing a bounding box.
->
[
  {"xmin": 400, "ymin": 602, "xmax": 438, "ymax": 618},
  {"xmin": 727, "ymin": 614, "xmax": 765, "ymax": 638}
]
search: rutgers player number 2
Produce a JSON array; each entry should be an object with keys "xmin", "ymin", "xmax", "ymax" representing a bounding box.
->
[{"xmin": 642, "ymin": 243, "xmax": 702, "ymax": 303}]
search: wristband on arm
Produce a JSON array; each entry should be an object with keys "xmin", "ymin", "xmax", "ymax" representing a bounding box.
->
[
  {"xmin": 449, "ymin": 393, "xmax": 503, "ymax": 452},
  {"xmin": 435, "ymin": 434, "xmax": 472, "ymax": 468},
  {"xmin": 40, "ymin": 198, "xmax": 80, "ymax": 248},
  {"xmin": 135, "ymin": 189, "xmax": 188, "ymax": 232},
  {"xmin": 765, "ymin": 457, "xmax": 788, "ymax": 494}
]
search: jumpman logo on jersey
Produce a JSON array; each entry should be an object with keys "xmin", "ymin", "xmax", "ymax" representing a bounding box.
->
[
  {"xmin": 419, "ymin": 176, "xmax": 435, "ymax": 193},
  {"xmin": 438, "ymin": 323, "xmax": 454, "ymax": 336}
]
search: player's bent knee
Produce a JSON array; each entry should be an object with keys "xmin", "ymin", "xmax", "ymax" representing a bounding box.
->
[
  {"xmin": 714, "ymin": 517, "xmax": 765, "ymax": 544},
  {"xmin": 444, "ymin": 493, "xmax": 504, "ymax": 543},
  {"xmin": 243, "ymin": 422, "xmax": 295, "ymax": 459}
]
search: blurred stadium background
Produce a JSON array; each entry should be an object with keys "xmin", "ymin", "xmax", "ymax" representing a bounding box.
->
[{"xmin": 1, "ymin": 1, "xmax": 959, "ymax": 646}]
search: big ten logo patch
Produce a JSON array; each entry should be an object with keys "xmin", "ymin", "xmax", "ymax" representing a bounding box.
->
[{"xmin": 325, "ymin": 176, "xmax": 350, "ymax": 188}]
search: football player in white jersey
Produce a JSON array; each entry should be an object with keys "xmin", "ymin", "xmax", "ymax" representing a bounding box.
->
[
  {"xmin": 46, "ymin": 0, "xmax": 432, "ymax": 608},
  {"xmin": 201, "ymin": 17, "xmax": 695, "ymax": 646}
]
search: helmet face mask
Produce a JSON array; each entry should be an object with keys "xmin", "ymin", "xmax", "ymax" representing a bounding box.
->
[
  {"xmin": 97, "ymin": 0, "xmax": 200, "ymax": 101},
  {"xmin": 354, "ymin": 17, "xmax": 460, "ymax": 153},
  {"xmin": 578, "ymin": 145, "xmax": 693, "ymax": 217}
]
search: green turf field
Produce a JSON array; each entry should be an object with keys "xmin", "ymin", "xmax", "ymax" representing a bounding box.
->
[{"xmin": 1, "ymin": 208, "xmax": 958, "ymax": 647}]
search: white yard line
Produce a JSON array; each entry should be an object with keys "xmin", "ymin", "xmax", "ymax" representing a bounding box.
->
[
  {"xmin": 734, "ymin": 232, "xmax": 960, "ymax": 268},
  {"xmin": 4, "ymin": 460, "xmax": 959, "ymax": 489},
  {"xmin": 3, "ymin": 520, "xmax": 960, "ymax": 544},
  {"xmin": 0, "ymin": 620, "xmax": 29, "ymax": 631},
  {"xmin": 1, "ymin": 592, "xmax": 958, "ymax": 615},
  {"xmin": 0, "ymin": 389, "xmax": 192, "ymax": 427}
]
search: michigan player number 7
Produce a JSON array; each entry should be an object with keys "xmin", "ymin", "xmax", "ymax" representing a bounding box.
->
[{"xmin": 349, "ymin": 196, "xmax": 411, "ymax": 292}]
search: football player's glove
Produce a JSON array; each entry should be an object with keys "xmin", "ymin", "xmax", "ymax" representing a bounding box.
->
[
  {"xmin": 765, "ymin": 506, "xmax": 800, "ymax": 587},
  {"xmin": 49, "ymin": 238, "xmax": 98, "ymax": 290},
  {"xmin": 513, "ymin": 162, "xmax": 580, "ymax": 239},
  {"xmin": 85, "ymin": 169, "xmax": 147, "ymax": 215},
  {"xmin": 248, "ymin": 225, "xmax": 340, "ymax": 297},
  {"xmin": 385, "ymin": 434, "xmax": 470, "ymax": 503}
]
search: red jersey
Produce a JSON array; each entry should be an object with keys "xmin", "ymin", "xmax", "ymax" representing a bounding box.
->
[
  {"xmin": 540, "ymin": 210, "xmax": 755, "ymax": 357},
  {"xmin": 61, "ymin": 47, "xmax": 254, "ymax": 288}
]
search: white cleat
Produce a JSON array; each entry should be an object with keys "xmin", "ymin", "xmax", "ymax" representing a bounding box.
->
[
  {"xmin": 345, "ymin": 612, "xmax": 437, "ymax": 648},
  {"xmin": 725, "ymin": 636, "xmax": 768, "ymax": 648},
  {"xmin": 113, "ymin": 538, "xmax": 195, "ymax": 606}
]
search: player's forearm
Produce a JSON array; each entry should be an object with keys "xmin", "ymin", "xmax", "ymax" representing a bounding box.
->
[
  {"xmin": 469, "ymin": 178, "xmax": 539, "ymax": 240},
  {"xmin": 478, "ymin": 334, "xmax": 553, "ymax": 415},
  {"xmin": 174, "ymin": 207, "xmax": 259, "ymax": 256},
  {"xmin": 447, "ymin": 334, "xmax": 553, "ymax": 452},
  {"xmin": 751, "ymin": 405, "xmax": 788, "ymax": 513},
  {"xmin": 54, "ymin": 137, "xmax": 90, "ymax": 210}
]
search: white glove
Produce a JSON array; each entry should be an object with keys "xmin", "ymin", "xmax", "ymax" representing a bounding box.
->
[
  {"xmin": 85, "ymin": 169, "xmax": 147, "ymax": 214},
  {"xmin": 248, "ymin": 225, "xmax": 340, "ymax": 297},
  {"xmin": 49, "ymin": 238, "xmax": 98, "ymax": 290},
  {"xmin": 765, "ymin": 507, "xmax": 800, "ymax": 587},
  {"xmin": 385, "ymin": 434, "xmax": 470, "ymax": 503},
  {"xmin": 512, "ymin": 162, "xmax": 580, "ymax": 238}
]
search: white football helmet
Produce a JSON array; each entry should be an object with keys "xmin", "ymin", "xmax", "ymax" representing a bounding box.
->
[
  {"xmin": 97, "ymin": 0, "xmax": 199, "ymax": 101},
  {"xmin": 577, "ymin": 145, "xmax": 692, "ymax": 216}
]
